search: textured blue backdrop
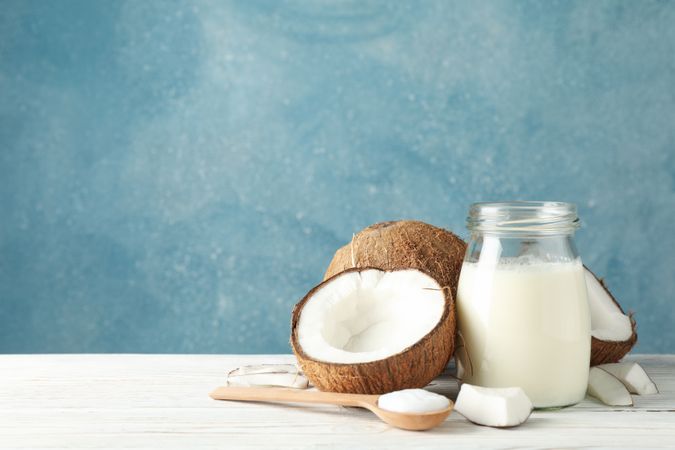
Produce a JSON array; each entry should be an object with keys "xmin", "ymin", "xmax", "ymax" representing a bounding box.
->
[{"xmin": 1, "ymin": 0, "xmax": 674, "ymax": 353}]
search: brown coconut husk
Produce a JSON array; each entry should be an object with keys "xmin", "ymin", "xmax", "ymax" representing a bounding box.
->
[
  {"xmin": 291, "ymin": 267, "xmax": 456, "ymax": 394},
  {"xmin": 589, "ymin": 272, "xmax": 638, "ymax": 366},
  {"xmin": 324, "ymin": 220, "xmax": 467, "ymax": 298}
]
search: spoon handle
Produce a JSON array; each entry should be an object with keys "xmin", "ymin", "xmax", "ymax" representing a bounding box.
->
[{"xmin": 210, "ymin": 386, "xmax": 378, "ymax": 408}]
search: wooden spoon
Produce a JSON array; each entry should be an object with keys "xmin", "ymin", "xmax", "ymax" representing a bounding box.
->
[{"xmin": 210, "ymin": 386, "xmax": 453, "ymax": 431}]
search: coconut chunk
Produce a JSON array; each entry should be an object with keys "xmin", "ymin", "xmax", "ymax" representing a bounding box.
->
[
  {"xmin": 597, "ymin": 362, "xmax": 658, "ymax": 395},
  {"xmin": 454, "ymin": 384, "xmax": 532, "ymax": 428},
  {"xmin": 587, "ymin": 367, "xmax": 633, "ymax": 406},
  {"xmin": 227, "ymin": 364, "xmax": 309, "ymax": 389}
]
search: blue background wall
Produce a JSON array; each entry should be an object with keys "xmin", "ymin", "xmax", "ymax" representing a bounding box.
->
[{"xmin": 1, "ymin": 0, "xmax": 674, "ymax": 354}]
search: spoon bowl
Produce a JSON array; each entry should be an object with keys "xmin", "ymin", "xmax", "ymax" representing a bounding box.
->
[
  {"xmin": 210, "ymin": 386, "xmax": 453, "ymax": 431},
  {"xmin": 368, "ymin": 402, "xmax": 453, "ymax": 431}
]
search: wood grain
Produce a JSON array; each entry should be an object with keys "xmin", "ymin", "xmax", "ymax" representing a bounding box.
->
[
  {"xmin": 0, "ymin": 354, "xmax": 673, "ymax": 449},
  {"xmin": 210, "ymin": 385, "xmax": 380, "ymax": 408}
]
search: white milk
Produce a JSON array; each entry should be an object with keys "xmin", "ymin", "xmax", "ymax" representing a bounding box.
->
[{"xmin": 456, "ymin": 259, "xmax": 590, "ymax": 408}]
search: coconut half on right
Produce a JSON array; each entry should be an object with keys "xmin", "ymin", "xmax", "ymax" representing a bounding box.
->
[
  {"xmin": 291, "ymin": 267, "xmax": 455, "ymax": 394},
  {"xmin": 586, "ymin": 268, "xmax": 637, "ymax": 365}
]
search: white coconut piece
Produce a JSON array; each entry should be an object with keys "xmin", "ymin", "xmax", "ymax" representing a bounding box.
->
[
  {"xmin": 454, "ymin": 384, "xmax": 533, "ymax": 428},
  {"xmin": 597, "ymin": 362, "xmax": 658, "ymax": 395},
  {"xmin": 226, "ymin": 364, "xmax": 309, "ymax": 389},
  {"xmin": 585, "ymin": 269, "xmax": 632, "ymax": 341},
  {"xmin": 295, "ymin": 269, "xmax": 446, "ymax": 364},
  {"xmin": 587, "ymin": 367, "xmax": 633, "ymax": 406}
]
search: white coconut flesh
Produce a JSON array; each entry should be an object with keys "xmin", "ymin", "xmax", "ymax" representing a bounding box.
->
[
  {"xmin": 296, "ymin": 269, "xmax": 445, "ymax": 364},
  {"xmin": 597, "ymin": 362, "xmax": 658, "ymax": 395},
  {"xmin": 587, "ymin": 366, "xmax": 633, "ymax": 406},
  {"xmin": 454, "ymin": 384, "xmax": 532, "ymax": 428},
  {"xmin": 585, "ymin": 268, "xmax": 632, "ymax": 341}
]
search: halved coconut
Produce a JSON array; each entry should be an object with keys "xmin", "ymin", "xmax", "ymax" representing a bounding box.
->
[
  {"xmin": 324, "ymin": 221, "xmax": 467, "ymax": 297},
  {"xmin": 586, "ymin": 268, "xmax": 637, "ymax": 365},
  {"xmin": 291, "ymin": 268, "xmax": 455, "ymax": 394}
]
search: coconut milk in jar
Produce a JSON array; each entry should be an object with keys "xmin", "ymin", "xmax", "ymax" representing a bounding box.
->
[{"xmin": 456, "ymin": 202, "xmax": 590, "ymax": 408}]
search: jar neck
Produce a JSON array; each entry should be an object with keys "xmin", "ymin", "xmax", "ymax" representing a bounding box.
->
[{"xmin": 467, "ymin": 201, "xmax": 580, "ymax": 237}]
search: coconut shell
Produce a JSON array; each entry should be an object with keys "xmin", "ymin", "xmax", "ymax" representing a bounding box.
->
[
  {"xmin": 324, "ymin": 221, "xmax": 467, "ymax": 298},
  {"xmin": 589, "ymin": 272, "xmax": 638, "ymax": 366},
  {"xmin": 291, "ymin": 268, "xmax": 456, "ymax": 394}
]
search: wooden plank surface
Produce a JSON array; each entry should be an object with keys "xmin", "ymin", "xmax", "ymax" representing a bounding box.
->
[{"xmin": 0, "ymin": 354, "xmax": 673, "ymax": 449}]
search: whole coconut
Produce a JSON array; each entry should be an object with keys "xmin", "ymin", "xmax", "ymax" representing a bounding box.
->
[{"xmin": 324, "ymin": 220, "xmax": 467, "ymax": 297}]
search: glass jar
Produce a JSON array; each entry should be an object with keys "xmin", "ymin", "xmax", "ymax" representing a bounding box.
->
[{"xmin": 456, "ymin": 201, "xmax": 590, "ymax": 408}]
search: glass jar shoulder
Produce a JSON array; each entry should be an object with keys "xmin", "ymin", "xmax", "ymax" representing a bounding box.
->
[{"xmin": 464, "ymin": 234, "xmax": 581, "ymax": 265}]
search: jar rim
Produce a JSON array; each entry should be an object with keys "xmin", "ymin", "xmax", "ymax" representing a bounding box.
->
[{"xmin": 467, "ymin": 201, "xmax": 580, "ymax": 235}]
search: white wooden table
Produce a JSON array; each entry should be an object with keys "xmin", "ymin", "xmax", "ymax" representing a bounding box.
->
[{"xmin": 1, "ymin": 354, "xmax": 673, "ymax": 449}]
